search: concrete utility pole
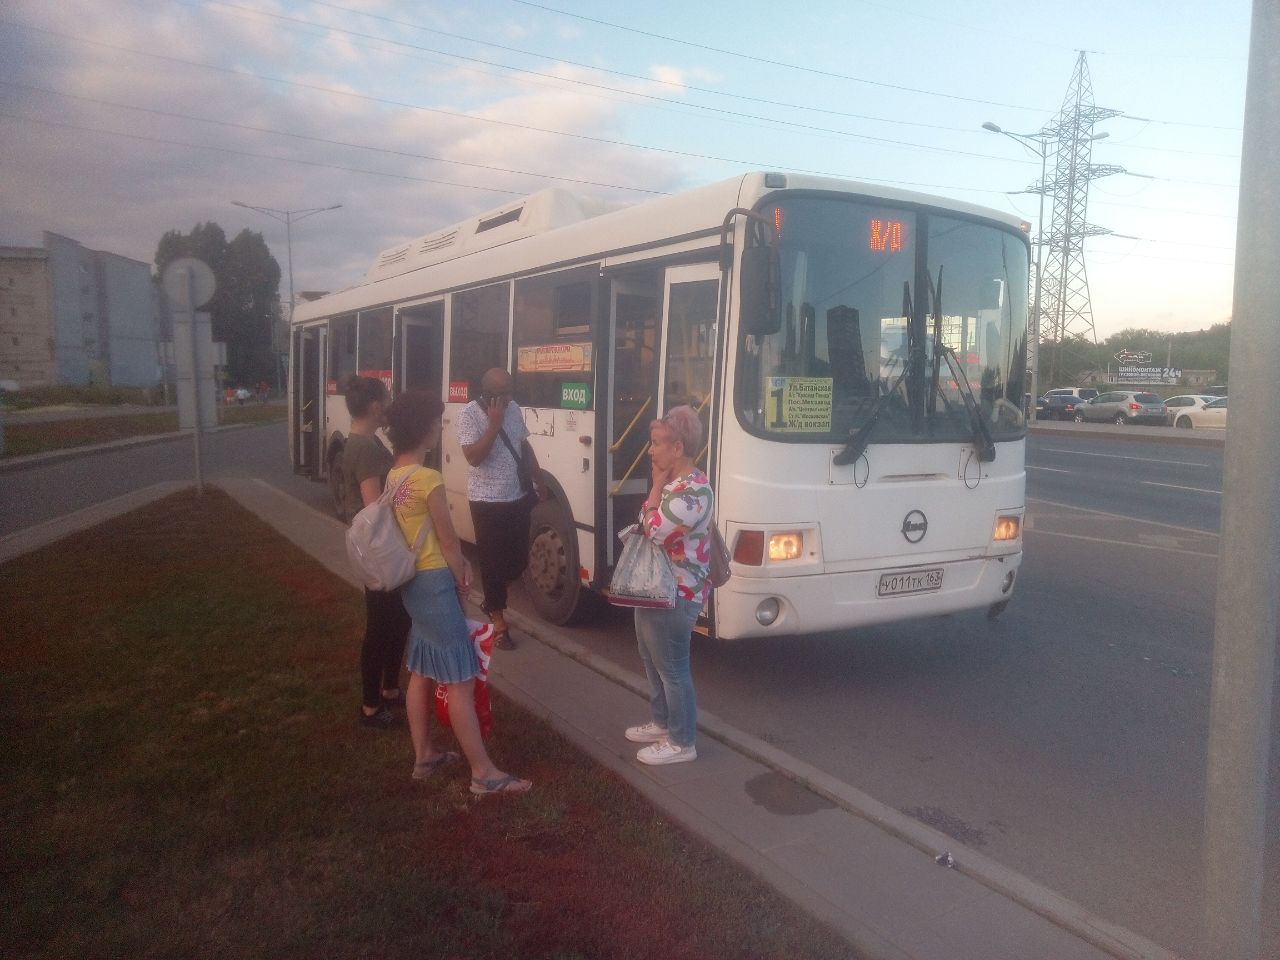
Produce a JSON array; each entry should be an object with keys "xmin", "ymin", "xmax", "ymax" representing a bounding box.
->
[{"xmin": 1202, "ymin": 2, "xmax": 1280, "ymax": 958}]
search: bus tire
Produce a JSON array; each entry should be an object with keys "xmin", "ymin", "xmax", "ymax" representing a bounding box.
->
[
  {"xmin": 328, "ymin": 445, "xmax": 348, "ymax": 524},
  {"xmin": 524, "ymin": 498, "xmax": 594, "ymax": 625}
]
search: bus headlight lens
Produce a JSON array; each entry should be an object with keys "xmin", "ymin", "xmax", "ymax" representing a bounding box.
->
[
  {"xmin": 993, "ymin": 515, "xmax": 1021, "ymax": 541},
  {"xmin": 768, "ymin": 531, "xmax": 803, "ymax": 560},
  {"xmin": 755, "ymin": 597, "xmax": 781, "ymax": 626}
]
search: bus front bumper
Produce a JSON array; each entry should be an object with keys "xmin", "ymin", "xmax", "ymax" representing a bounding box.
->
[{"xmin": 712, "ymin": 552, "xmax": 1022, "ymax": 640}]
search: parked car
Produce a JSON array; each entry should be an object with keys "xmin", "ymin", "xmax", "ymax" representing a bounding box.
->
[
  {"xmin": 1074, "ymin": 391, "xmax": 1168, "ymax": 425},
  {"xmin": 1172, "ymin": 396, "xmax": 1227, "ymax": 429},
  {"xmin": 1045, "ymin": 387, "xmax": 1099, "ymax": 402},
  {"xmin": 1035, "ymin": 394, "xmax": 1084, "ymax": 421},
  {"xmin": 1162, "ymin": 394, "xmax": 1218, "ymax": 426}
]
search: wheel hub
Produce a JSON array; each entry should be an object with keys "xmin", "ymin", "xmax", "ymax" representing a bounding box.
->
[{"xmin": 528, "ymin": 527, "xmax": 567, "ymax": 595}]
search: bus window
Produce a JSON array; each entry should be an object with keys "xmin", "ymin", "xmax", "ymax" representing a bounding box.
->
[
  {"xmin": 663, "ymin": 277, "xmax": 717, "ymax": 422},
  {"xmin": 357, "ymin": 306, "xmax": 392, "ymax": 386},
  {"xmin": 329, "ymin": 314, "xmax": 356, "ymax": 389},
  {"xmin": 449, "ymin": 283, "xmax": 509, "ymax": 400},
  {"xmin": 513, "ymin": 266, "xmax": 600, "ymax": 409}
]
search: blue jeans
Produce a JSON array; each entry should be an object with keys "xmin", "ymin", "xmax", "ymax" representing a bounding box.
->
[{"xmin": 634, "ymin": 598, "xmax": 700, "ymax": 748}]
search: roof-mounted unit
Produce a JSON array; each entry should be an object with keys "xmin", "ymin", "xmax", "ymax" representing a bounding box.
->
[{"xmin": 362, "ymin": 188, "xmax": 616, "ymax": 284}]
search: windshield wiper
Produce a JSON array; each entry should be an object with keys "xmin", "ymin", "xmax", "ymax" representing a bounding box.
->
[
  {"xmin": 927, "ymin": 265, "xmax": 995, "ymax": 462},
  {"xmin": 834, "ymin": 281, "xmax": 913, "ymax": 466},
  {"xmin": 832, "ymin": 363, "xmax": 908, "ymax": 465}
]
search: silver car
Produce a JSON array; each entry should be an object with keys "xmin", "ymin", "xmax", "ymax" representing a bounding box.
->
[{"xmin": 1074, "ymin": 391, "xmax": 1168, "ymax": 425}]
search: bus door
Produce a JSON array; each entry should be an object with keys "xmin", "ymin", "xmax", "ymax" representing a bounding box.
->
[
  {"xmin": 605, "ymin": 275, "xmax": 661, "ymax": 564},
  {"xmin": 658, "ymin": 264, "xmax": 721, "ymax": 466},
  {"xmin": 294, "ymin": 325, "xmax": 325, "ymax": 476},
  {"xmin": 393, "ymin": 300, "xmax": 445, "ymax": 469}
]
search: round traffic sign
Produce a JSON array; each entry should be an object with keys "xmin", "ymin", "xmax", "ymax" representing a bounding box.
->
[{"xmin": 161, "ymin": 257, "xmax": 217, "ymax": 309}]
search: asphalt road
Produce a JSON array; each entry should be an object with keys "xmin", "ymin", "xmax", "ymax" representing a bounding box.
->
[{"xmin": 1, "ymin": 421, "xmax": 1275, "ymax": 959}]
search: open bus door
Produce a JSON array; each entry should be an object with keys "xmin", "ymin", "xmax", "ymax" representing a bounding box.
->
[
  {"xmin": 605, "ymin": 276, "xmax": 661, "ymax": 569},
  {"xmin": 294, "ymin": 325, "xmax": 325, "ymax": 476},
  {"xmin": 393, "ymin": 300, "xmax": 445, "ymax": 471},
  {"xmin": 657, "ymin": 263, "xmax": 722, "ymax": 634}
]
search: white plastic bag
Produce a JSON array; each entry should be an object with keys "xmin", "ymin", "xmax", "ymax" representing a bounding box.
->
[
  {"xmin": 607, "ymin": 524, "xmax": 676, "ymax": 609},
  {"xmin": 345, "ymin": 469, "xmax": 431, "ymax": 591}
]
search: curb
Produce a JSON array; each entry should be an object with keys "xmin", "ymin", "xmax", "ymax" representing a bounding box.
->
[{"xmin": 499, "ymin": 605, "xmax": 1185, "ymax": 960}]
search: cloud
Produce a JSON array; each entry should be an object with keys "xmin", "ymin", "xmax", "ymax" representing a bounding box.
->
[{"xmin": 0, "ymin": 0, "xmax": 690, "ymax": 297}]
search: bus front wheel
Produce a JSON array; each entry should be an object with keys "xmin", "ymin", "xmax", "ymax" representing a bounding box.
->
[
  {"xmin": 328, "ymin": 446, "xmax": 348, "ymax": 524},
  {"xmin": 525, "ymin": 499, "xmax": 594, "ymax": 625}
]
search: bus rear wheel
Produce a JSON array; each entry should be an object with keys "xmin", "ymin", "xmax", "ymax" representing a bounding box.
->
[{"xmin": 524, "ymin": 499, "xmax": 594, "ymax": 625}]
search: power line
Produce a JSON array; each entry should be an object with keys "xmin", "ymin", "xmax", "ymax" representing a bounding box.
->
[
  {"xmin": 507, "ymin": 0, "xmax": 1244, "ymax": 131},
  {"xmin": 1, "ymin": 21, "xmax": 1016, "ymax": 181},
  {"xmin": 200, "ymin": 0, "xmax": 986, "ymax": 136},
  {"xmin": 0, "ymin": 111, "xmax": 529, "ymax": 196},
  {"xmin": 196, "ymin": 0, "xmax": 1014, "ymax": 162},
  {"xmin": 0, "ymin": 81, "xmax": 670, "ymax": 196}
]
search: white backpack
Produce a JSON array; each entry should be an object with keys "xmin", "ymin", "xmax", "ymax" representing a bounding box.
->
[{"xmin": 345, "ymin": 469, "xmax": 432, "ymax": 591}]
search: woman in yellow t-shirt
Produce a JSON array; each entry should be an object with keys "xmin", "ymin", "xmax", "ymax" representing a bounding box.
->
[{"xmin": 385, "ymin": 390, "xmax": 531, "ymax": 797}]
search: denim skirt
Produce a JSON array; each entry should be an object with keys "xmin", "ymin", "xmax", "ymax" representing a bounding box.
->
[{"xmin": 401, "ymin": 567, "xmax": 480, "ymax": 684}]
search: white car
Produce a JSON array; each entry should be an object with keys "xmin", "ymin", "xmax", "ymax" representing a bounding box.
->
[
  {"xmin": 1162, "ymin": 394, "xmax": 1217, "ymax": 426},
  {"xmin": 1172, "ymin": 396, "xmax": 1227, "ymax": 429}
]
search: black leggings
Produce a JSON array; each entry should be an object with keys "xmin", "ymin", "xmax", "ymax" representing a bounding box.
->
[
  {"xmin": 469, "ymin": 496, "xmax": 533, "ymax": 615},
  {"xmin": 361, "ymin": 586, "xmax": 410, "ymax": 708}
]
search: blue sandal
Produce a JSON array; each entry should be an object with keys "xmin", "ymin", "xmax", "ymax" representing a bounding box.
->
[
  {"xmin": 470, "ymin": 774, "xmax": 532, "ymax": 796},
  {"xmin": 412, "ymin": 751, "xmax": 460, "ymax": 781}
]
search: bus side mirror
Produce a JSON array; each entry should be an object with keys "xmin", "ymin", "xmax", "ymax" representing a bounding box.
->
[{"xmin": 741, "ymin": 245, "xmax": 782, "ymax": 336}]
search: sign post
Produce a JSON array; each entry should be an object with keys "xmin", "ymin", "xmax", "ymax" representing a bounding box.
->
[{"xmin": 161, "ymin": 257, "xmax": 217, "ymax": 495}]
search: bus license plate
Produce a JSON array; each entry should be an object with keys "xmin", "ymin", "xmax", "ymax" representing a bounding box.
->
[{"xmin": 877, "ymin": 568, "xmax": 943, "ymax": 597}]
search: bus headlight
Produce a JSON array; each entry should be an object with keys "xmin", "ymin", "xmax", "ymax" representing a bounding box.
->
[
  {"xmin": 768, "ymin": 531, "xmax": 804, "ymax": 560},
  {"xmin": 992, "ymin": 515, "xmax": 1021, "ymax": 542}
]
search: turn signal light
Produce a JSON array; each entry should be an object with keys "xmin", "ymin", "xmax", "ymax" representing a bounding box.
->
[
  {"xmin": 993, "ymin": 516, "xmax": 1021, "ymax": 541},
  {"xmin": 768, "ymin": 532, "xmax": 803, "ymax": 560},
  {"xmin": 734, "ymin": 530, "xmax": 764, "ymax": 566}
]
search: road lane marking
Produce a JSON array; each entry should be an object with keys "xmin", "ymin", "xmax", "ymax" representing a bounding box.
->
[
  {"xmin": 1035, "ymin": 447, "xmax": 1214, "ymax": 468},
  {"xmin": 1024, "ymin": 527, "xmax": 1218, "ymax": 558},
  {"xmin": 1026, "ymin": 465, "xmax": 1071, "ymax": 473},
  {"xmin": 1027, "ymin": 496, "xmax": 1218, "ymax": 537},
  {"xmin": 1142, "ymin": 481, "xmax": 1222, "ymax": 495}
]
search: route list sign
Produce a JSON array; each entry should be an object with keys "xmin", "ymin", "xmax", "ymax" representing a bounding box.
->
[{"xmin": 766, "ymin": 376, "xmax": 833, "ymax": 432}]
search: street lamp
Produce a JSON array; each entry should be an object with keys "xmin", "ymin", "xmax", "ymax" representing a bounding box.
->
[
  {"xmin": 231, "ymin": 200, "xmax": 342, "ymax": 392},
  {"xmin": 982, "ymin": 122, "xmax": 1053, "ymax": 420}
]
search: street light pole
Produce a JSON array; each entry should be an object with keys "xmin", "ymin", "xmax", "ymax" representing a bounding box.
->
[
  {"xmin": 230, "ymin": 200, "xmax": 342, "ymax": 393},
  {"xmin": 982, "ymin": 122, "xmax": 1050, "ymax": 420}
]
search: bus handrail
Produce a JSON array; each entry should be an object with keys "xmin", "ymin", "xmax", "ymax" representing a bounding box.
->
[
  {"xmin": 610, "ymin": 441, "xmax": 650, "ymax": 497},
  {"xmin": 608, "ymin": 396, "xmax": 652, "ymax": 452}
]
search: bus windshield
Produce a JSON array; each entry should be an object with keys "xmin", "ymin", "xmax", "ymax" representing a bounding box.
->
[{"xmin": 737, "ymin": 196, "xmax": 1028, "ymax": 445}]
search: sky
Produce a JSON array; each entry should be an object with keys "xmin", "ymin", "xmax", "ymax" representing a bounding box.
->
[{"xmin": 0, "ymin": 0, "xmax": 1254, "ymax": 341}]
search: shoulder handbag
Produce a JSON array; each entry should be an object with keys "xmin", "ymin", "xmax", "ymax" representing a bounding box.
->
[
  {"xmin": 345, "ymin": 468, "xmax": 433, "ymax": 591},
  {"xmin": 706, "ymin": 521, "xmax": 732, "ymax": 589},
  {"xmin": 607, "ymin": 524, "xmax": 677, "ymax": 609}
]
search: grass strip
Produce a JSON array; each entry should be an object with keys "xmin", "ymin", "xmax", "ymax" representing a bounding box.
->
[
  {"xmin": 0, "ymin": 489, "xmax": 858, "ymax": 960},
  {"xmin": 1, "ymin": 404, "xmax": 285, "ymax": 458}
]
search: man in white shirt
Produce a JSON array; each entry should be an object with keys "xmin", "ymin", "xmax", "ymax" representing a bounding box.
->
[{"xmin": 455, "ymin": 368, "xmax": 546, "ymax": 650}]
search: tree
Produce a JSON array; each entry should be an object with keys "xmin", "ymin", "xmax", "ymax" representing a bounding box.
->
[{"xmin": 154, "ymin": 223, "xmax": 281, "ymax": 385}]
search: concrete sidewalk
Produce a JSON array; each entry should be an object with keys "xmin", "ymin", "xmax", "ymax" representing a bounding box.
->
[{"xmin": 0, "ymin": 479, "xmax": 1186, "ymax": 960}]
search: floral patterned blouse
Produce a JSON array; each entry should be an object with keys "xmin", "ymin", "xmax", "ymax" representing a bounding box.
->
[{"xmin": 641, "ymin": 469, "xmax": 714, "ymax": 604}]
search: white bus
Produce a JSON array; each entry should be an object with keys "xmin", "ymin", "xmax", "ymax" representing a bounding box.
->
[{"xmin": 290, "ymin": 172, "xmax": 1028, "ymax": 639}]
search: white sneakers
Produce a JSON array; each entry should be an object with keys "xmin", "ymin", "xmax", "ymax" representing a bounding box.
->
[
  {"xmin": 624, "ymin": 721, "xmax": 668, "ymax": 743},
  {"xmin": 626, "ymin": 721, "xmax": 697, "ymax": 764},
  {"xmin": 636, "ymin": 739, "xmax": 697, "ymax": 765}
]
